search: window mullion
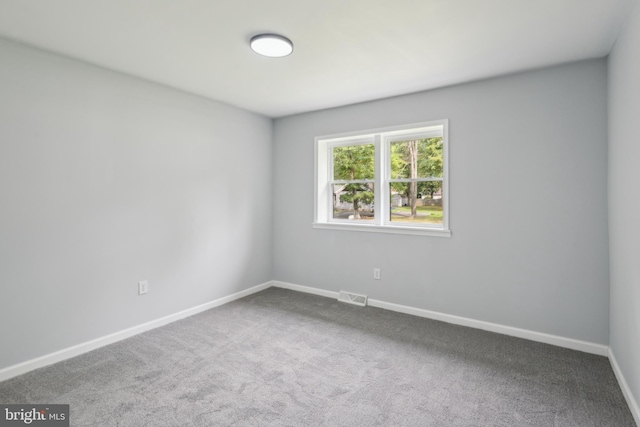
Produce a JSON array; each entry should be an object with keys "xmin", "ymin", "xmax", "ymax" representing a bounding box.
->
[
  {"xmin": 326, "ymin": 143, "xmax": 334, "ymax": 222},
  {"xmin": 442, "ymin": 122, "xmax": 449, "ymax": 231},
  {"xmin": 374, "ymin": 135, "xmax": 382, "ymax": 226}
]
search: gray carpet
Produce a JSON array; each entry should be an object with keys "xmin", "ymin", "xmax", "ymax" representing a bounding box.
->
[{"xmin": 0, "ymin": 287, "xmax": 635, "ymax": 426}]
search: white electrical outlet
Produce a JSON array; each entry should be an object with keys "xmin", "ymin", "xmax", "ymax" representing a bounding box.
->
[
  {"xmin": 373, "ymin": 268, "xmax": 381, "ymax": 280},
  {"xmin": 138, "ymin": 280, "xmax": 148, "ymax": 295}
]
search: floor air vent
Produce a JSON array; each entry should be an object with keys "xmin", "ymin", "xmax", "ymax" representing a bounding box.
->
[{"xmin": 338, "ymin": 291, "xmax": 368, "ymax": 307}]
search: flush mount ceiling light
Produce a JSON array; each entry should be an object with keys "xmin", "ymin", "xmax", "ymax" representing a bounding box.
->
[{"xmin": 250, "ymin": 34, "xmax": 293, "ymax": 58}]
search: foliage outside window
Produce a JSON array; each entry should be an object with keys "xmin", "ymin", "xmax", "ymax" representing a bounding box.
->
[
  {"xmin": 314, "ymin": 120, "xmax": 450, "ymax": 237},
  {"xmin": 332, "ymin": 143, "xmax": 375, "ymax": 221}
]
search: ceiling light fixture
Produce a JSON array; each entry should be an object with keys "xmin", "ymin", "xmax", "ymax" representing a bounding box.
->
[{"xmin": 250, "ymin": 34, "xmax": 293, "ymax": 58}]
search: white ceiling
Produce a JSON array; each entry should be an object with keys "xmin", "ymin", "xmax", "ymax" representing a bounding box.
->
[{"xmin": 0, "ymin": 0, "xmax": 634, "ymax": 117}]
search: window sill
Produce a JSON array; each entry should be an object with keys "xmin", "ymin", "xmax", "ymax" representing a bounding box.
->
[{"xmin": 312, "ymin": 222, "xmax": 452, "ymax": 237}]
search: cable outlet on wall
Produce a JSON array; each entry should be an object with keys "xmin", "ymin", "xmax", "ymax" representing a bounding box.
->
[
  {"xmin": 373, "ymin": 268, "xmax": 381, "ymax": 280},
  {"xmin": 138, "ymin": 280, "xmax": 148, "ymax": 295}
]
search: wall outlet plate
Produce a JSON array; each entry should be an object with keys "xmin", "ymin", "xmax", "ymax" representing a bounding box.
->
[
  {"xmin": 138, "ymin": 280, "xmax": 148, "ymax": 295},
  {"xmin": 373, "ymin": 268, "xmax": 381, "ymax": 280}
]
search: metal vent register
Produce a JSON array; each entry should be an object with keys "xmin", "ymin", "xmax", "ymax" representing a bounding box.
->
[{"xmin": 337, "ymin": 291, "xmax": 368, "ymax": 307}]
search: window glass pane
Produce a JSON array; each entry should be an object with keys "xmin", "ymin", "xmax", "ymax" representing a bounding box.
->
[
  {"xmin": 390, "ymin": 137, "xmax": 443, "ymax": 179},
  {"xmin": 333, "ymin": 144, "xmax": 375, "ymax": 180},
  {"xmin": 389, "ymin": 181, "xmax": 443, "ymax": 225},
  {"xmin": 332, "ymin": 183, "xmax": 375, "ymax": 220}
]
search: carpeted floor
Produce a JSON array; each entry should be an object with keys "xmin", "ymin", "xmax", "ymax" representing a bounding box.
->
[{"xmin": 0, "ymin": 287, "xmax": 635, "ymax": 426}]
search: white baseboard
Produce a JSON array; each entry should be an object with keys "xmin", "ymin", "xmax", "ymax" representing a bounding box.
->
[
  {"xmin": 272, "ymin": 280, "xmax": 340, "ymax": 299},
  {"xmin": 0, "ymin": 281, "xmax": 272, "ymax": 383},
  {"xmin": 368, "ymin": 298, "xmax": 609, "ymax": 356},
  {"xmin": 272, "ymin": 281, "xmax": 608, "ymax": 356},
  {"xmin": 609, "ymin": 348, "xmax": 640, "ymax": 426}
]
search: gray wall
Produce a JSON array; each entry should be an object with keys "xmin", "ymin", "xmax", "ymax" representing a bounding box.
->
[
  {"xmin": 0, "ymin": 38, "xmax": 273, "ymax": 369},
  {"xmin": 273, "ymin": 59, "xmax": 610, "ymax": 345},
  {"xmin": 609, "ymin": 0, "xmax": 640, "ymax": 412}
]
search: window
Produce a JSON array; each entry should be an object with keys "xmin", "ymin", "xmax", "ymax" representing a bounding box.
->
[{"xmin": 314, "ymin": 120, "xmax": 450, "ymax": 237}]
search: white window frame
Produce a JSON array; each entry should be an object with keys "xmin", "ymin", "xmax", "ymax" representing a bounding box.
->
[{"xmin": 314, "ymin": 119, "xmax": 450, "ymax": 237}]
